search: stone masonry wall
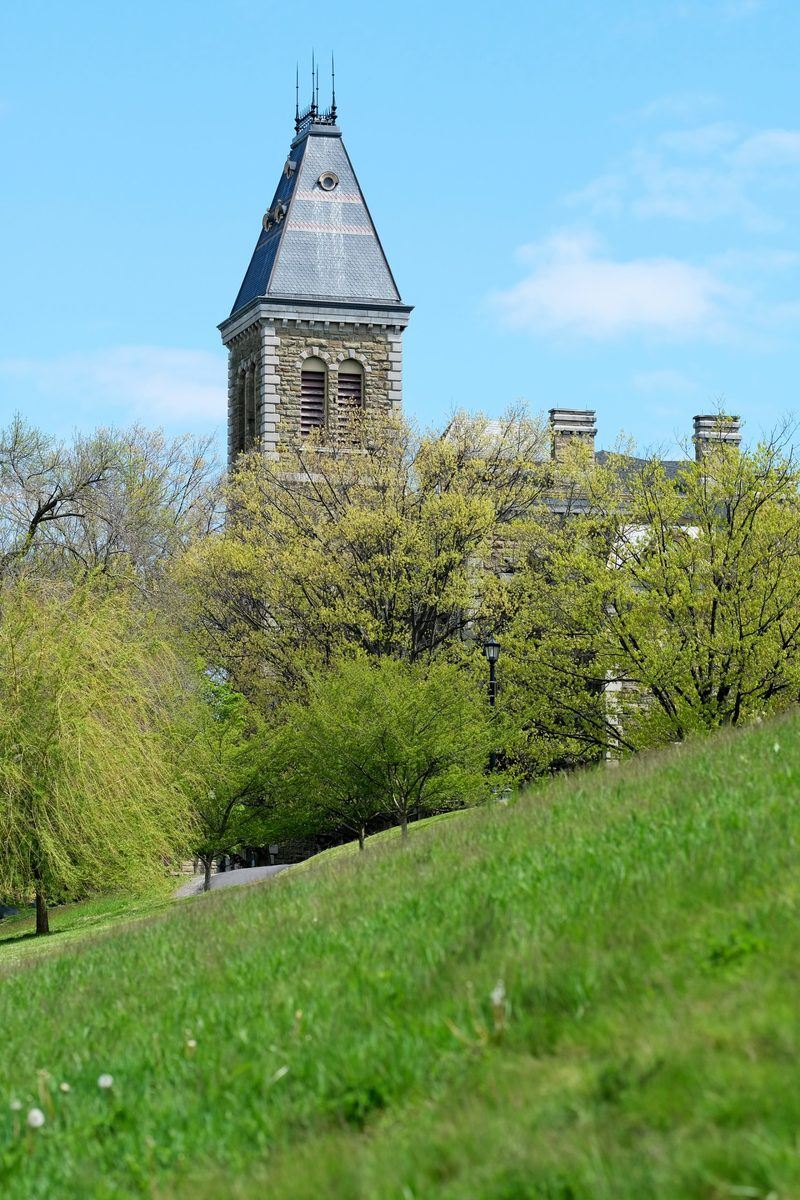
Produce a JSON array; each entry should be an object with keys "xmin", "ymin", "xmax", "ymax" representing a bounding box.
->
[
  {"xmin": 227, "ymin": 324, "xmax": 262, "ymax": 465},
  {"xmin": 272, "ymin": 320, "xmax": 400, "ymax": 445},
  {"xmin": 226, "ymin": 315, "xmax": 404, "ymax": 464}
]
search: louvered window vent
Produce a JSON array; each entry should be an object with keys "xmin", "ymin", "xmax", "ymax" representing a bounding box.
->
[
  {"xmin": 337, "ymin": 369, "xmax": 363, "ymax": 429},
  {"xmin": 300, "ymin": 368, "xmax": 326, "ymax": 437}
]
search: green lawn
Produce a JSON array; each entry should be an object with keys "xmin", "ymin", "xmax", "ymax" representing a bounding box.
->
[
  {"xmin": 0, "ymin": 811, "xmax": 464, "ymax": 962},
  {"xmin": 2, "ymin": 716, "xmax": 800, "ymax": 1198},
  {"xmin": 0, "ymin": 892, "xmax": 175, "ymax": 969},
  {"xmin": 287, "ymin": 807, "xmax": 466, "ymax": 872}
]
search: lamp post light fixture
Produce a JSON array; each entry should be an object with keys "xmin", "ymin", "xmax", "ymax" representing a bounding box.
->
[{"xmin": 483, "ymin": 634, "xmax": 501, "ymax": 770}]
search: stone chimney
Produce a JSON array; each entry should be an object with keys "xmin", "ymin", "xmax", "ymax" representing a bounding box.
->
[
  {"xmin": 549, "ymin": 409, "xmax": 597, "ymax": 462},
  {"xmin": 693, "ymin": 413, "xmax": 741, "ymax": 461}
]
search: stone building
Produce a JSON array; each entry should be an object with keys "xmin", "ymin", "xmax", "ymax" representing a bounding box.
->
[{"xmin": 219, "ymin": 88, "xmax": 412, "ymax": 466}]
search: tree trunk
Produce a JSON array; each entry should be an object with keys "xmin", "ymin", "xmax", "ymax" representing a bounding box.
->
[
  {"xmin": 357, "ymin": 825, "xmax": 365, "ymax": 851},
  {"xmin": 203, "ymin": 857, "xmax": 213, "ymax": 893},
  {"xmin": 35, "ymin": 888, "xmax": 50, "ymax": 936}
]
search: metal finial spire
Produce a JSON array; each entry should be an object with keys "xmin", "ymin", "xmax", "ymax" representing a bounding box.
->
[{"xmin": 294, "ymin": 49, "xmax": 337, "ymax": 134}]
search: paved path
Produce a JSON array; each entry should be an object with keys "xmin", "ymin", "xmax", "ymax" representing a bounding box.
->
[{"xmin": 175, "ymin": 864, "xmax": 290, "ymax": 899}]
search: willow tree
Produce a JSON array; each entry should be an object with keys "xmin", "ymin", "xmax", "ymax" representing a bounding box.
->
[{"xmin": 0, "ymin": 580, "xmax": 194, "ymax": 934}]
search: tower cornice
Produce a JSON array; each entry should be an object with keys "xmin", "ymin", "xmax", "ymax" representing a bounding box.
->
[{"xmin": 220, "ymin": 297, "xmax": 412, "ymax": 345}]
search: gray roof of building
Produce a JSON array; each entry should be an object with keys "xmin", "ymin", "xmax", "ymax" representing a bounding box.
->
[
  {"xmin": 595, "ymin": 451, "xmax": 688, "ymax": 480},
  {"xmin": 230, "ymin": 122, "xmax": 403, "ymax": 316}
]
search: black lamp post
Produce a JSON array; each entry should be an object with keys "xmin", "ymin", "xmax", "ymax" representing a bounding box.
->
[{"xmin": 483, "ymin": 634, "xmax": 501, "ymax": 770}]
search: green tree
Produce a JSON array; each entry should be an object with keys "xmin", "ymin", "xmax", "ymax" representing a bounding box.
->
[
  {"xmin": 178, "ymin": 679, "xmax": 270, "ymax": 891},
  {"xmin": 0, "ymin": 416, "xmax": 218, "ymax": 591},
  {"xmin": 280, "ymin": 657, "xmax": 492, "ymax": 843},
  {"xmin": 0, "ymin": 580, "xmax": 194, "ymax": 934},
  {"xmin": 278, "ymin": 673, "xmax": 387, "ymax": 851},
  {"xmin": 178, "ymin": 410, "xmax": 547, "ymax": 706},
  {"xmin": 506, "ymin": 428, "xmax": 800, "ymax": 758}
]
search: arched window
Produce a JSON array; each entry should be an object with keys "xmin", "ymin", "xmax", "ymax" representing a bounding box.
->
[
  {"xmin": 337, "ymin": 359, "xmax": 364, "ymax": 433},
  {"xmin": 236, "ymin": 362, "xmax": 258, "ymax": 453},
  {"xmin": 300, "ymin": 357, "xmax": 327, "ymax": 437}
]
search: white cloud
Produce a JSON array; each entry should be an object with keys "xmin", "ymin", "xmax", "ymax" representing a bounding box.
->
[
  {"xmin": 710, "ymin": 247, "xmax": 800, "ymax": 272},
  {"xmin": 659, "ymin": 123, "xmax": 740, "ymax": 155},
  {"xmin": 494, "ymin": 104, "xmax": 800, "ymax": 350},
  {"xmin": 733, "ymin": 130, "xmax": 800, "ymax": 168},
  {"xmin": 571, "ymin": 122, "xmax": 800, "ymax": 232},
  {"xmin": 492, "ymin": 233, "xmax": 730, "ymax": 340},
  {"xmin": 630, "ymin": 154, "xmax": 772, "ymax": 228},
  {"xmin": 0, "ymin": 346, "xmax": 227, "ymax": 429}
]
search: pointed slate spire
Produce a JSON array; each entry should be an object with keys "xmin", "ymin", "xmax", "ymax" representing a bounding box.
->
[{"xmin": 230, "ymin": 101, "xmax": 403, "ymax": 315}]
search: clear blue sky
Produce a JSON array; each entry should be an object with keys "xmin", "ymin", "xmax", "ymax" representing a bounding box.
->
[{"xmin": 1, "ymin": 0, "xmax": 798, "ymax": 455}]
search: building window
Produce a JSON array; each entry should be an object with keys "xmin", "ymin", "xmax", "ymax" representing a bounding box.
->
[
  {"xmin": 300, "ymin": 357, "xmax": 327, "ymax": 437},
  {"xmin": 337, "ymin": 359, "xmax": 364, "ymax": 432}
]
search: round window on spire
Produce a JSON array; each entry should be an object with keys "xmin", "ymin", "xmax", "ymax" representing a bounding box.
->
[{"xmin": 318, "ymin": 171, "xmax": 339, "ymax": 192}]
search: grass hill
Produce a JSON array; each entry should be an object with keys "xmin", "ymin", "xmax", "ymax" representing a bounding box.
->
[{"xmin": 2, "ymin": 715, "xmax": 800, "ymax": 1199}]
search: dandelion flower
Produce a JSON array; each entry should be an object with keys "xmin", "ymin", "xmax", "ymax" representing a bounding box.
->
[
  {"xmin": 490, "ymin": 981, "xmax": 506, "ymax": 1008},
  {"xmin": 58, "ymin": 1082, "xmax": 71, "ymax": 1094},
  {"xmin": 10, "ymin": 1099, "xmax": 22, "ymax": 1112},
  {"xmin": 97, "ymin": 1074, "xmax": 114, "ymax": 1090},
  {"xmin": 185, "ymin": 1039, "xmax": 197, "ymax": 1055},
  {"xmin": 26, "ymin": 1108, "xmax": 45, "ymax": 1129},
  {"xmin": 774, "ymin": 742, "xmax": 781, "ymax": 753}
]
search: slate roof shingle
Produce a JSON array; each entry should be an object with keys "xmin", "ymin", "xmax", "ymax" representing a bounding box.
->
[{"xmin": 231, "ymin": 121, "xmax": 403, "ymax": 316}]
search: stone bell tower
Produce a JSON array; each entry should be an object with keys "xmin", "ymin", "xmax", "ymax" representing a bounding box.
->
[{"xmin": 219, "ymin": 72, "xmax": 412, "ymax": 465}]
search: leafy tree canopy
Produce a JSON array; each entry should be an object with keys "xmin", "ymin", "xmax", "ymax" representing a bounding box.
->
[
  {"xmin": 0, "ymin": 578, "xmax": 195, "ymax": 931},
  {"xmin": 276, "ymin": 656, "xmax": 494, "ymax": 844},
  {"xmin": 501, "ymin": 431, "xmax": 800, "ymax": 762},
  {"xmin": 178, "ymin": 410, "xmax": 547, "ymax": 706},
  {"xmin": 176, "ymin": 677, "xmax": 274, "ymax": 889}
]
